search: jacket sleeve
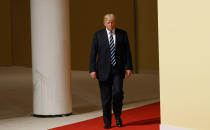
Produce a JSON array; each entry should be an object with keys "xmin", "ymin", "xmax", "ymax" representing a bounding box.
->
[
  {"xmin": 89, "ymin": 32, "xmax": 98, "ymax": 73},
  {"xmin": 124, "ymin": 32, "xmax": 133, "ymax": 70}
]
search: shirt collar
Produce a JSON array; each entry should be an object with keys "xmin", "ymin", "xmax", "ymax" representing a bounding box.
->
[{"xmin": 106, "ymin": 28, "xmax": 115, "ymax": 35}]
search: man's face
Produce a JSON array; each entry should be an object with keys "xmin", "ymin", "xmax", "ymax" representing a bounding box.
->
[{"xmin": 104, "ymin": 19, "xmax": 116, "ymax": 31}]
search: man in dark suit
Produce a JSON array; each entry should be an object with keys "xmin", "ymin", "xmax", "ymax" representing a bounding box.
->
[{"xmin": 89, "ymin": 13, "xmax": 133, "ymax": 129}]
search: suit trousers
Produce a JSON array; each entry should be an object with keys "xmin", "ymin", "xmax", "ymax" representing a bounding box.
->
[{"xmin": 98, "ymin": 66, "xmax": 124, "ymax": 125}]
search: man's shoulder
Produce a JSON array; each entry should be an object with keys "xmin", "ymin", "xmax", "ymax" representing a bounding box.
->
[
  {"xmin": 115, "ymin": 28, "xmax": 126, "ymax": 33},
  {"xmin": 94, "ymin": 28, "xmax": 127, "ymax": 34},
  {"xmin": 95, "ymin": 29, "xmax": 106, "ymax": 34}
]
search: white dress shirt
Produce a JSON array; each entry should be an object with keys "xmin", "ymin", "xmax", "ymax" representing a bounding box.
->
[{"xmin": 106, "ymin": 28, "xmax": 116, "ymax": 45}]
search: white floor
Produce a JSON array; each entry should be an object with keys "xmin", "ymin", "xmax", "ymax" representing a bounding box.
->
[{"xmin": 0, "ymin": 66, "xmax": 160, "ymax": 130}]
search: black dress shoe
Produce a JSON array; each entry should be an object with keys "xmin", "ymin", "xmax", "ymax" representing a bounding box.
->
[
  {"xmin": 104, "ymin": 124, "xmax": 111, "ymax": 129},
  {"xmin": 116, "ymin": 118, "xmax": 123, "ymax": 127}
]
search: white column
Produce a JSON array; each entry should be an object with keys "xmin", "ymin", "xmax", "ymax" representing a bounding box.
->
[{"xmin": 30, "ymin": 0, "xmax": 72, "ymax": 117}]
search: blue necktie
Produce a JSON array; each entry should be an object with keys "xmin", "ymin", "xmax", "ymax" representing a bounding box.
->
[{"xmin": 109, "ymin": 32, "xmax": 116, "ymax": 66}]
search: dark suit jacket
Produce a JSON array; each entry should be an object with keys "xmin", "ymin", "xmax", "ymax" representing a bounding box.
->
[{"xmin": 89, "ymin": 28, "xmax": 133, "ymax": 81}]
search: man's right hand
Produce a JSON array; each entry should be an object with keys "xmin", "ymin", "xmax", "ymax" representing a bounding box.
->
[{"xmin": 90, "ymin": 72, "xmax": 97, "ymax": 79}]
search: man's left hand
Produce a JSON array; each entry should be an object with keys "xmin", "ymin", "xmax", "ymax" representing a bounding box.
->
[{"xmin": 126, "ymin": 70, "xmax": 132, "ymax": 78}]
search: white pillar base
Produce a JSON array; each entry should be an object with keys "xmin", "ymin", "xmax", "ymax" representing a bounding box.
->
[{"xmin": 33, "ymin": 113, "xmax": 72, "ymax": 118}]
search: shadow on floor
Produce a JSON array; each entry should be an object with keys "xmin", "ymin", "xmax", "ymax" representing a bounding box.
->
[{"xmin": 124, "ymin": 117, "xmax": 160, "ymax": 126}]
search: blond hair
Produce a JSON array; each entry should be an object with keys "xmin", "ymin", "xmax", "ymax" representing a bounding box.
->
[{"xmin": 103, "ymin": 13, "xmax": 116, "ymax": 21}]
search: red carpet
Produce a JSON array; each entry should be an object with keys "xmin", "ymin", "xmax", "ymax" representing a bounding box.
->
[{"xmin": 50, "ymin": 102, "xmax": 160, "ymax": 130}]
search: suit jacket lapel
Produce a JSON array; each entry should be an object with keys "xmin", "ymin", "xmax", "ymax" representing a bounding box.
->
[
  {"xmin": 103, "ymin": 28, "xmax": 109, "ymax": 44},
  {"xmin": 103, "ymin": 29, "xmax": 111, "ymax": 54},
  {"xmin": 115, "ymin": 28, "xmax": 120, "ymax": 48}
]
